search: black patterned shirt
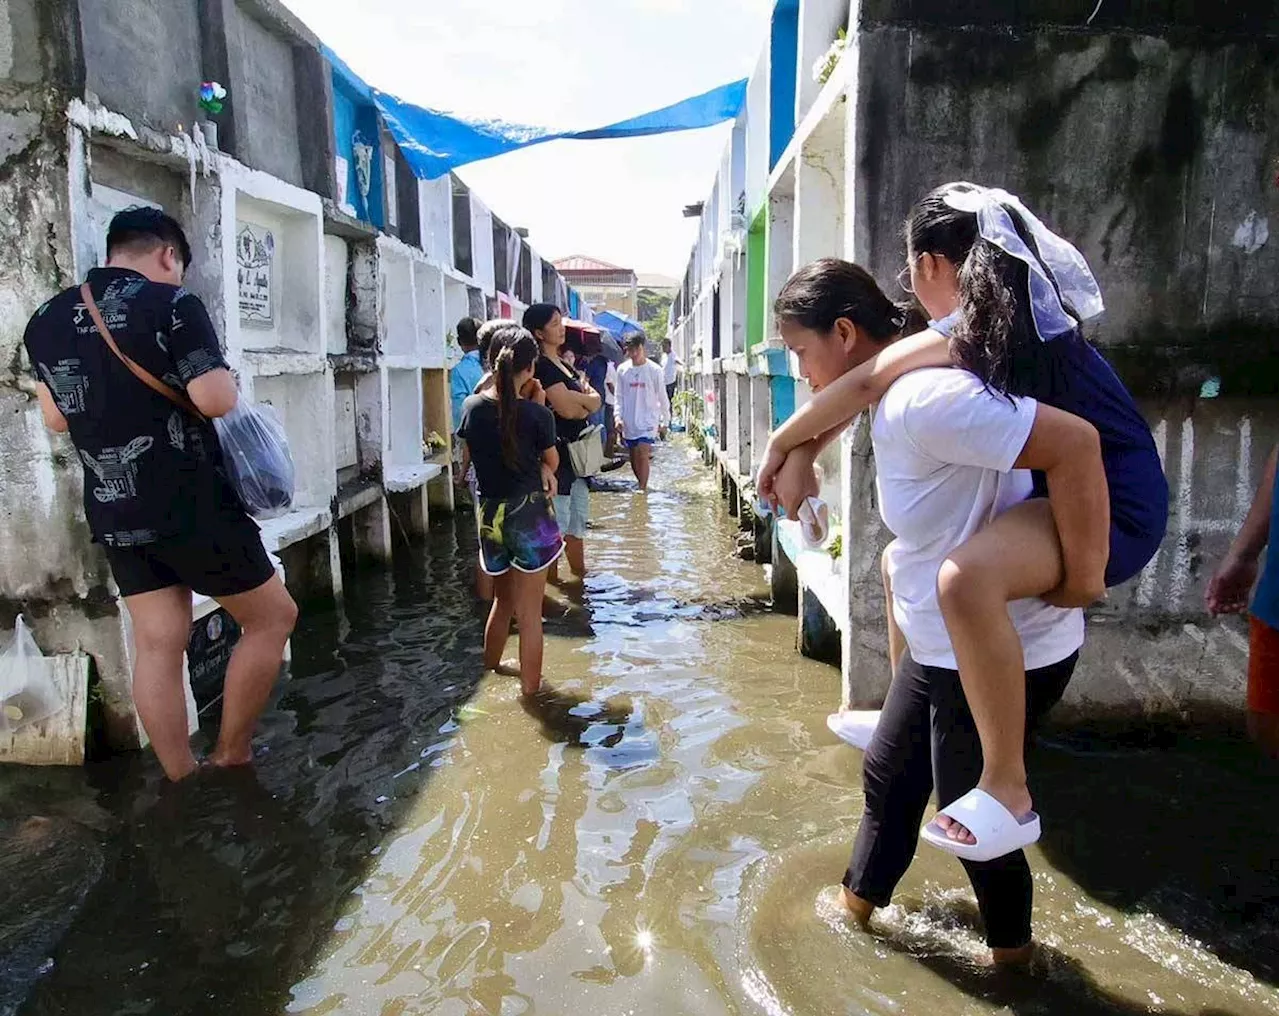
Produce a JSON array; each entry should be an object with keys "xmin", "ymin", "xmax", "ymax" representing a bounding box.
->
[{"xmin": 23, "ymin": 267, "xmax": 241, "ymax": 546}]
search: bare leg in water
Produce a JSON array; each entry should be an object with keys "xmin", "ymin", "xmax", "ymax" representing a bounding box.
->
[
  {"xmin": 510, "ymin": 566, "xmax": 549, "ymax": 696},
  {"xmin": 125, "ymin": 587, "xmax": 198, "ymax": 781},
  {"xmin": 483, "ymin": 571, "xmax": 517, "ymax": 675},
  {"xmin": 629, "ymin": 442, "xmax": 652, "ymax": 491},
  {"xmin": 212, "ymin": 575, "xmax": 297, "ymax": 767}
]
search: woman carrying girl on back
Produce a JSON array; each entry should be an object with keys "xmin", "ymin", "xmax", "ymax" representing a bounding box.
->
[
  {"xmin": 457, "ymin": 326, "xmax": 562, "ymax": 696},
  {"xmin": 760, "ymin": 183, "xmax": 1168, "ymax": 862}
]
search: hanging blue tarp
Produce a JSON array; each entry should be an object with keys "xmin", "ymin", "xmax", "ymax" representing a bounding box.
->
[{"xmin": 323, "ymin": 46, "xmax": 746, "ymax": 180}]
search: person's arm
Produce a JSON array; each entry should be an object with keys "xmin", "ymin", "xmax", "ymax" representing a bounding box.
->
[
  {"xmin": 656, "ymin": 368, "xmax": 670, "ymax": 429},
  {"xmin": 760, "ymin": 424, "xmax": 844, "ymax": 516},
  {"xmin": 169, "ymin": 292, "xmax": 239, "ymax": 418},
  {"xmin": 1010, "ymin": 405, "xmax": 1109, "ymax": 606},
  {"xmin": 540, "ymin": 446, "xmax": 559, "ymax": 495},
  {"xmin": 579, "ymin": 380, "xmax": 602, "ymax": 413},
  {"xmin": 543, "ymin": 381, "xmax": 592, "ymax": 420},
  {"xmin": 1207, "ymin": 446, "xmax": 1278, "ymax": 614},
  {"xmin": 34, "ymin": 383, "xmax": 68, "ymax": 432},
  {"xmin": 457, "ymin": 440, "xmax": 472, "ymax": 486},
  {"xmin": 768, "ymin": 329, "xmax": 952, "ymax": 457},
  {"xmin": 537, "ymin": 408, "xmax": 559, "ymax": 494}
]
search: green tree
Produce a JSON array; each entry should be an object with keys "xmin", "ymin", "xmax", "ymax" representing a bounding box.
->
[{"xmin": 637, "ymin": 288, "xmax": 673, "ymax": 343}]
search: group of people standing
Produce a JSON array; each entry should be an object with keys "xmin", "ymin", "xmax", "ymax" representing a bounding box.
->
[{"xmin": 448, "ymin": 304, "xmax": 675, "ymax": 697}]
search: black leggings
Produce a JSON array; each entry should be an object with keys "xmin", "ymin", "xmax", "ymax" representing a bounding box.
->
[{"xmin": 843, "ymin": 651, "xmax": 1077, "ymax": 949}]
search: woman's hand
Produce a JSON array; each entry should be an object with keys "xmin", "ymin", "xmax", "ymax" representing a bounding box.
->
[
  {"xmin": 522, "ymin": 378, "xmax": 546, "ymax": 405},
  {"xmin": 772, "ymin": 445, "xmax": 821, "ymax": 518},
  {"xmin": 1042, "ymin": 577, "xmax": 1107, "ymax": 609},
  {"xmin": 541, "ymin": 464, "xmax": 557, "ymax": 496},
  {"xmin": 1205, "ymin": 551, "xmax": 1259, "ymax": 615},
  {"xmin": 756, "ymin": 440, "xmax": 787, "ymax": 508}
]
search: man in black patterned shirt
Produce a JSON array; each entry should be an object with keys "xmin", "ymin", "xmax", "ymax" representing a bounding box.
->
[{"xmin": 24, "ymin": 207, "xmax": 296, "ymax": 780}]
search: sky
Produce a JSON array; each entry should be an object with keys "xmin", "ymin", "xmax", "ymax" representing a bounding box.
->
[{"xmin": 279, "ymin": 0, "xmax": 775, "ymax": 278}]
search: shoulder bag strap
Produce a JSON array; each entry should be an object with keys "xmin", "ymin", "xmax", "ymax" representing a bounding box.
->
[{"xmin": 79, "ymin": 282, "xmax": 205, "ymax": 422}]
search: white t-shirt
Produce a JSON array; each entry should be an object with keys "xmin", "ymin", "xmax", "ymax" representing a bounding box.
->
[
  {"xmin": 662, "ymin": 351, "xmax": 679, "ymax": 385},
  {"xmin": 617, "ymin": 358, "xmax": 670, "ymax": 440},
  {"xmin": 873, "ymin": 368, "xmax": 1084, "ymax": 671},
  {"xmin": 605, "ymin": 359, "xmax": 618, "ymax": 407}
]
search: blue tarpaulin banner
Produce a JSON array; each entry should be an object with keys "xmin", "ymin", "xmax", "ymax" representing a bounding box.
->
[{"xmin": 324, "ymin": 46, "xmax": 746, "ymax": 179}]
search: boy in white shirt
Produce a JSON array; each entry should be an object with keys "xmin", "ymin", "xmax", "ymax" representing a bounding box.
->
[{"xmin": 616, "ymin": 333, "xmax": 669, "ymax": 491}]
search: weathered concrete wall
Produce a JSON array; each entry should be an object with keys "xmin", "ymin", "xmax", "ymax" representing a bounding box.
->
[
  {"xmin": 0, "ymin": 1, "xmax": 147, "ymax": 745},
  {"xmin": 79, "ymin": 0, "xmax": 201, "ymax": 131},
  {"xmin": 858, "ymin": 1, "xmax": 1275, "ymax": 36},
  {"xmin": 850, "ymin": 16, "xmax": 1279, "ymax": 393},
  {"xmin": 227, "ymin": 3, "xmax": 303, "ymax": 187}
]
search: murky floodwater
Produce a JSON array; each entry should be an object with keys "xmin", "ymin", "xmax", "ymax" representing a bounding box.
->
[{"xmin": 2, "ymin": 442, "xmax": 1276, "ymax": 1016}]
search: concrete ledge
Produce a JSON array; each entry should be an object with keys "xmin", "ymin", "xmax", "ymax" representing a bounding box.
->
[
  {"xmin": 776, "ymin": 519, "xmax": 847, "ymax": 634},
  {"xmin": 384, "ymin": 463, "xmax": 442, "ymax": 494},
  {"xmin": 243, "ymin": 348, "xmax": 328, "ymax": 377},
  {"xmin": 335, "ymin": 479, "xmax": 383, "ymax": 520},
  {"xmin": 257, "ymin": 507, "xmax": 331, "ymax": 554}
]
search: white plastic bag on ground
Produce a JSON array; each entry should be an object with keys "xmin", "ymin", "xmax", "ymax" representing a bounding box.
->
[
  {"xmin": 0, "ymin": 615, "xmax": 63, "ymax": 734},
  {"xmin": 213, "ymin": 400, "xmax": 296, "ymax": 519}
]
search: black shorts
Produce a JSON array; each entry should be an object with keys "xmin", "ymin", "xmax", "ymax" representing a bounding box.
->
[{"xmin": 104, "ymin": 511, "xmax": 275, "ymax": 599}]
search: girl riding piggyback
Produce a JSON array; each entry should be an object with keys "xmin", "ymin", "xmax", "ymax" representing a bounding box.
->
[{"xmin": 761, "ymin": 183, "xmax": 1168, "ymax": 861}]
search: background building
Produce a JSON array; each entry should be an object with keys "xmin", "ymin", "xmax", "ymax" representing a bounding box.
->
[{"xmin": 554, "ymin": 255, "xmax": 639, "ymax": 319}]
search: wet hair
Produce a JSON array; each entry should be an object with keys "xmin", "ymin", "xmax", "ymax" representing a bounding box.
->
[
  {"xmin": 522, "ymin": 303, "xmax": 561, "ymax": 342},
  {"xmin": 106, "ymin": 206, "xmax": 192, "ymax": 269},
  {"xmin": 456, "ymin": 316, "xmax": 481, "ymax": 351},
  {"xmin": 477, "ymin": 318, "xmax": 516, "ymax": 370},
  {"xmin": 907, "ymin": 182, "xmax": 1074, "ymax": 396},
  {"xmin": 773, "ymin": 258, "xmax": 907, "ymax": 341},
  {"xmin": 492, "ymin": 328, "xmax": 540, "ymax": 470}
]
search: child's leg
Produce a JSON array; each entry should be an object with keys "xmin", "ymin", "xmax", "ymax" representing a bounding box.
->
[
  {"xmin": 511, "ymin": 567, "xmax": 548, "ymax": 696},
  {"xmin": 483, "ymin": 571, "xmax": 514, "ymax": 670},
  {"xmin": 934, "ymin": 499, "xmax": 1064, "ymax": 843}
]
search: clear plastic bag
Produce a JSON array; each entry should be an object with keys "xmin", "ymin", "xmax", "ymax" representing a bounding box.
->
[
  {"xmin": 0, "ymin": 615, "xmax": 63, "ymax": 734},
  {"xmin": 213, "ymin": 400, "xmax": 296, "ymax": 520}
]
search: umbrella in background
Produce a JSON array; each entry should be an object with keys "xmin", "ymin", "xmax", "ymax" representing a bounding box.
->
[
  {"xmin": 591, "ymin": 308, "xmax": 647, "ymax": 340},
  {"xmin": 565, "ymin": 319, "xmax": 624, "ymax": 363}
]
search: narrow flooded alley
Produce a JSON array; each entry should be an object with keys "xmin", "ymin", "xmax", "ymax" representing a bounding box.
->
[{"xmin": 1, "ymin": 444, "xmax": 1274, "ymax": 1016}]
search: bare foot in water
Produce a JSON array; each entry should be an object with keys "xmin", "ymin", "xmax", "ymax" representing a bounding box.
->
[
  {"xmin": 990, "ymin": 943, "xmax": 1035, "ymax": 968},
  {"xmin": 207, "ymin": 748, "xmax": 254, "ymax": 768},
  {"xmin": 488, "ymin": 658, "xmax": 521, "ymax": 677},
  {"xmin": 839, "ymin": 886, "xmax": 875, "ymax": 928}
]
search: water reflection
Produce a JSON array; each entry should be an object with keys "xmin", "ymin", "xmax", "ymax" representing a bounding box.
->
[{"xmin": 2, "ymin": 441, "xmax": 1275, "ymax": 1016}]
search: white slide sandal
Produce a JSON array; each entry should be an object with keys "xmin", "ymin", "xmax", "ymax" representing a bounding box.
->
[
  {"xmin": 826, "ymin": 710, "xmax": 881, "ymax": 750},
  {"xmin": 920, "ymin": 788, "xmax": 1041, "ymax": 862}
]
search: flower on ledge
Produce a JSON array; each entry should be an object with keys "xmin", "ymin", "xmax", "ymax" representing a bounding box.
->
[{"xmin": 199, "ymin": 81, "xmax": 227, "ymax": 115}]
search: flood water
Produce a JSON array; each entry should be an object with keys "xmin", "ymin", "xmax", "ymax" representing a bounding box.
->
[{"xmin": 1, "ymin": 443, "xmax": 1276, "ymax": 1016}]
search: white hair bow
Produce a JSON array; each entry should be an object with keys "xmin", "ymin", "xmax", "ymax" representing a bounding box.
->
[{"xmin": 944, "ymin": 186, "xmax": 1103, "ymax": 341}]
